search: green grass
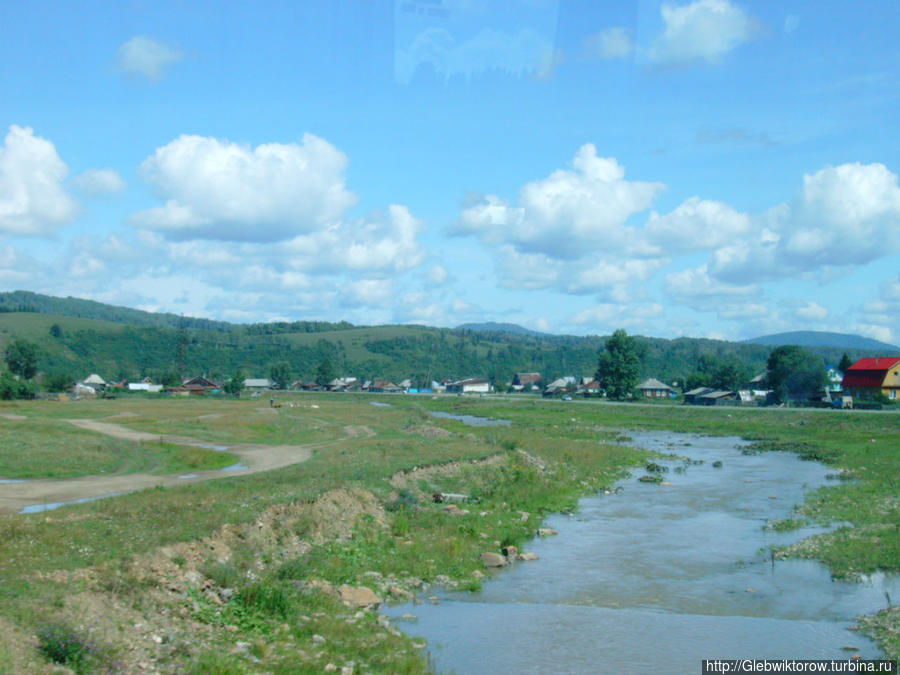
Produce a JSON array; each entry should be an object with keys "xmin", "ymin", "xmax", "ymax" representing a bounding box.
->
[
  {"xmin": 0, "ymin": 415, "xmax": 238, "ymax": 478},
  {"xmin": 0, "ymin": 394, "xmax": 898, "ymax": 668}
]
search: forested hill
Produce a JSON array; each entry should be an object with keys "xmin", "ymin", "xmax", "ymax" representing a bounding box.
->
[
  {"xmin": 0, "ymin": 291, "xmax": 894, "ymax": 386},
  {"xmin": 745, "ymin": 331, "xmax": 900, "ymax": 351}
]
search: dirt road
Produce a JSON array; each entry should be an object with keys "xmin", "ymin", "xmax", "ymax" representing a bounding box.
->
[{"xmin": 0, "ymin": 419, "xmax": 321, "ymax": 515}]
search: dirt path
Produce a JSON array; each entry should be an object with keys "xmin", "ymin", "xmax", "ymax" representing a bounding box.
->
[{"xmin": 0, "ymin": 419, "xmax": 330, "ymax": 515}]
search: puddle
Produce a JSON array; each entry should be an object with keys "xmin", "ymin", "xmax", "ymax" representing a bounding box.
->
[
  {"xmin": 385, "ymin": 431, "xmax": 896, "ymax": 672},
  {"xmin": 20, "ymin": 492, "xmax": 124, "ymax": 514},
  {"xmin": 0, "ymin": 479, "xmax": 27, "ymax": 484},
  {"xmin": 370, "ymin": 402, "xmax": 392, "ymax": 407},
  {"xmin": 428, "ymin": 411, "xmax": 512, "ymax": 427},
  {"xmin": 221, "ymin": 463, "xmax": 249, "ymax": 472},
  {"xmin": 178, "ymin": 473, "xmax": 199, "ymax": 479}
]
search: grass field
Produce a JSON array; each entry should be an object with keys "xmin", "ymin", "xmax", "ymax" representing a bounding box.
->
[{"xmin": 0, "ymin": 393, "xmax": 897, "ymax": 671}]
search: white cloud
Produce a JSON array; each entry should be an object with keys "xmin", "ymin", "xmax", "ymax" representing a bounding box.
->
[
  {"xmin": 572, "ymin": 302, "xmax": 664, "ymax": 330},
  {"xmin": 455, "ymin": 144, "xmax": 664, "ymax": 260},
  {"xmin": 428, "ymin": 264, "xmax": 449, "ymax": 285},
  {"xmin": 648, "ymin": 0, "xmax": 759, "ymax": 67},
  {"xmin": 644, "ymin": 196, "xmax": 752, "ymax": 252},
  {"xmin": 0, "ymin": 125, "xmax": 78, "ymax": 236},
  {"xmin": 116, "ymin": 36, "xmax": 182, "ymax": 81},
  {"xmin": 133, "ymin": 133, "xmax": 358, "ymax": 242},
  {"xmin": 72, "ymin": 169, "xmax": 126, "ymax": 197},
  {"xmin": 709, "ymin": 163, "xmax": 900, "ymax": 282},
  {"xmin": 665, "ymin": 264, "xmax": 759, "ymax": 312},
  {"xmin": 785, "ymin": 162, "xmax": 900, "ymax": 265},
  {"xmin": 282, "ymin": 204, "xmax": 424, "ymax": 274},
  {"xmin": 582, "ymin": 27, "xmax": 633, "ymax": 60},
  {"xmin": 794, "ymin": 301, "xmax": 828, "ymax": 322}
]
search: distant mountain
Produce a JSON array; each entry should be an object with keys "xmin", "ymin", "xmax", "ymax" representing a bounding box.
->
[
  {"xmin": 456, "ymin": 322, "xmax": 549, "ymax": 336},
  {"xmin": 744, "ymin": 331, "xmax": 899, "ymax": 352}
]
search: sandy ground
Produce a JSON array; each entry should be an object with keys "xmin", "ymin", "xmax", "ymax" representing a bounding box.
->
[{"xmin": 0, "ymin": 419, "xmax": 318, "ymax": 515}]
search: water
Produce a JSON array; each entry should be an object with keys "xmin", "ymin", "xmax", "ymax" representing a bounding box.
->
[
  {"xmin": 385, "ymin": 432, "xmax": 898, "ymax": 673},
  {"xmin": 20, "ymin": 492, "xmax": 123, "ymax": 514},
  {"xmin": 370, "ymin": 401, "xmax": 392, "ymax": 408},
  {"xmin": 429, "ymin": 411, "xmax": 512, "ymax": 427},
  {"xmin": 221, "ymin": 462, "xmax": 248, "ymax": 472}
]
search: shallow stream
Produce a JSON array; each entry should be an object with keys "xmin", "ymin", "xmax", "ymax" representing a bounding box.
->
[{"xmin": 385, "ymin": 431, "xmax": 898, "ymax": 673}]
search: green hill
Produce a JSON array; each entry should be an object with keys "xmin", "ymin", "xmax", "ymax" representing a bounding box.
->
[
  {"xmin": 1, "ymin": 290, "xmax": 895, "ymax": 388},
  {"xmin": 745, "ymin": 330, "xmax": 899, "ymax": 353}
]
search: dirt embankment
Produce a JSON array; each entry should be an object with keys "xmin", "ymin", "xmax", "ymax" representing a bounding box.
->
[{"xmin": 0, "ymin": 419, "xmax": 327, "ymax": 515}]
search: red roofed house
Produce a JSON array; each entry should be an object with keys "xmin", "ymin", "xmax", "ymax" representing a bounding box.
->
[{"xmin": 841, "ymin": 357, "xmax": 900, "ymax": 401}]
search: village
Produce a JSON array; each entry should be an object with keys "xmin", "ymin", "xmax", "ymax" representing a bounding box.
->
[{"xmin": 60, "ymin": 356, "xmax": 900, "ymax": 409}]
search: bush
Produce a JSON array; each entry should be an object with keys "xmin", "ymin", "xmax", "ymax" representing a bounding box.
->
[{"xmin": 38, "ymin": 623, "xmax": 117, "ymax": 674}]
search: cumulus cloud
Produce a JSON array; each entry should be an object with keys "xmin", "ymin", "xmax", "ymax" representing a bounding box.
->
[
  {"xmin": 428, "ymin": 264, "xmax": 449, "ymax": 285},
  {"xmin": 116, "ymin": 36, "xmax": 182, "ymax": 81},
  {"xmin": 0, "ymin": 125, "xmax": 78, "ymax": 236},
  {"xmin": 572, "ymin": 302, "xmax": 664, "ymax": 330},
  {"xmin": 455, "ymin": 143, "xmax": 664, "ymax": 260},
  {"xmin": 133, "ymin": 133, "xmax": 358, "ymax": 242},
  {"xmin": 794, "ymin": 301, "xmax": 828, "ymax": 322},
  {"xmin": 72, "ymin": 168, "xmax": 126, "ymax": 197},
  {"xmin": 648, "ymin": 0, "xmax": 759, "ymax": 67},
  {"xmin": 644, "ymin": 196, "xmax": 752, "ymax": 252},
  {"xmin": 708, "ymin": 163, "xmax": 900, "ymax": 282},
  {"xmin": 665, "ymin": 265, "xmax": 761, "ymax": 318},
  {"xmin": 282, "ymin": 204, "xmax": 424, "ymax": 274},
  {"xmin": 582, "ymin": 27, "xmax": 634, "ymax": 60}
]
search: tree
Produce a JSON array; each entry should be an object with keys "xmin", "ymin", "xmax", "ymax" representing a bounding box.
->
[
  {"xmin": 839, "ymin": 353, "xmax": 853, "ymax": 373},
  {"xmin": 766, "ymin": 345, "xmax": 827, "ymax": 403},
  {"xmin": 44, "ymin": 371, "xmax": 74, "ymax": 393},
  {"xmin": 315, "ymin": 357, "xmax": 334, "ymax": 387},
  {"xmin": 595, "ymin": 329, "xmax": 641, "ymax": 401},
  {"xmin": 270, "ymin": 361, "xmax": 292, "ymax": 389},
  {"xmin": 224, "ymin": 369, "xmax": 245, "ymax": 396},
  {"xmin": 710, "ymin": 357, "xmax": 748, "ymax": 390},
  {"xmin": 49, "ymin": 323, "xmax": 63, "ymax": 338},
  {"xmin": 5, "ymin": 339, "xmax": 39, "ymax": 380}
]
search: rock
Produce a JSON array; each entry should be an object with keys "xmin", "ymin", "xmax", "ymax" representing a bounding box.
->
[
  {"xmin": 312, "ymin": 634, "xmax": 326, "ymax": 644},
  {"xmin": 519, "ymin": 511, "xmax": 530, "ymax": 522},
  {"xmin": 341, "ymin": 666, "xmax": 354, "ymax": 675},
  {"xmin": 481, "ymin": 552, "xmax": 506, "ymax": 567},
  {"xmin": 338, "ymin": 584, "xmax": 382, "ymax": 608},
  {"xmin": 537, "ymin": 528, "xmax": 558, "ymax": 537},
  {"xmin": 325, "ymin": 663, "xmax": 338, "ymax": 672},
  {"xmin": 472, "ymin": 570, "xmax": 485, "ymax": 578},
  {"xmin": 501, "ymin": 545, "xmax": 518, "ymax": 559},
  {"xmin": 184, "ymin": 570, "xmax": 203, "ymax": 586},
  {"xmin": 205, "ymin": 589, "xmax": 223, "ymax": 605},
  {"xmin": 400, "ymin": 613, "xmax": 418, "ymax": 621},
  {"xmin": 519, "ymin": 552, "xmax": 539, "ymax": 561},
  {"xmin": 219, "ymin": 587, "xmax": 234, "ymax": 602},
  {"xmin": 428, "ymin": 596, "xmax": 439, "ymax": 604},
  {"xmin": 660, "ymin": 481, "xmax": 673, "ymax": 486},
  {"xmin": 388, "ymin": 585, "xmax": 410, "ymax": 598}
]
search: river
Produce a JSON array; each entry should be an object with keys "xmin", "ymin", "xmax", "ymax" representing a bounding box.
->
[{"xmin": 384, "ymin": 431, "xmax": 898, "ymax": 674}]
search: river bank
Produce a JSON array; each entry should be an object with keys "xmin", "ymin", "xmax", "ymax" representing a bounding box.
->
[{"xmin": 0, "ymin": 395, "xmax": 897, "ymax": 671}]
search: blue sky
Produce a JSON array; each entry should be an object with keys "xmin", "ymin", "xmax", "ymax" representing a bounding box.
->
[{"xmin": 2, "ymin": 0, "xmax": 899, "ymax": 344}]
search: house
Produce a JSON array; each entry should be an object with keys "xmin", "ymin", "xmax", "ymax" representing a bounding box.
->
[
  {"xmin": 697, "ymin": 390, "xmax": 740, "ymax": 406},
  {"xmin": 513, "ymin": 372, "xmax": 541, "ymax": 391},
  {"xmin": 841, "ymin": 357, "xmax": 900, "ymax": 401},
  {"xmin": 369, "ymin": 380, "xmax": 402, "ymax": 393},
  {"xmin": 683, "ymin": 386, "xmax": 714, "ymax": 404},
  {"xmin": 577, "ymin": 379, "xmax": 603, "ymax": 396},
  {"xmin": 172, "ymin": 376, "xmax": 222, "ymax": 395},
  {"xmin": 244, "ymin": 378, "xmax": 272, "ymax": 390},
  {"xmin": 327, "ymin": 377, "xmax": 358, "ymax": 392},
  {"xmin": 637, "ymin": 378, "xmax": 675, "ymax": 398},
  {"xmin": 445, "ymin": 378, "xmax": 491, "ymax": 394},
  {"xmin": 543, "ymin": 377, "xmax": 576, "ymax": 395},
  {"xmin": 83, "ymin": 373, "xmax": 107, "ymax": 388}
]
